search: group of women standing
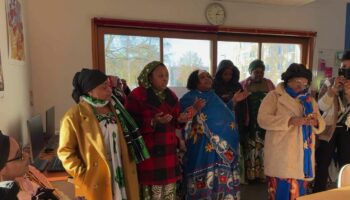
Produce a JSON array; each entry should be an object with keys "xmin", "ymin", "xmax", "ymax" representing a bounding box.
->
[{"xmin": 57, "ymin": 58, "xmax": 325, "ymax": 200}]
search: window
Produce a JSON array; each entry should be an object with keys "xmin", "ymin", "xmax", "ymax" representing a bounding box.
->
[
  {"xmin": 104, "ymin": 35, "xmax": 160, "ymax": 87},
  {"xmin": 217, "ymin": 41, "xmax": 258, "ymax": 80},
  {"xmin": 277, "ymin": 63, "xmax": 283, "ymax": 71},
  {"xmin": 163, "ymin": 38, "xmax": 211, "ymax": 87},
  {"xmin": 261, "ymin": 43, "xmax": 301, "ymax": 85},
  {"xmin": 92, "ymin": 18, "xmax": 315, "ymax": 87}
]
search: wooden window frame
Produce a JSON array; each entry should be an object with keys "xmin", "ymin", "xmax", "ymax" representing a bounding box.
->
[{"xmin": 92, "ymin": 17, "xmax": 316, "ymax": 75}]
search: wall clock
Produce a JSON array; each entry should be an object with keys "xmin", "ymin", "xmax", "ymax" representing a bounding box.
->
[{"xmin": 205, "ymin": 3, "xmax": 226, "ymax": 25}]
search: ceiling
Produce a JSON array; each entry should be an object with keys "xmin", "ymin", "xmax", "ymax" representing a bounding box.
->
[{"xmin": 218, "ymin": 0, "xmax": 316, "ymax": 6}]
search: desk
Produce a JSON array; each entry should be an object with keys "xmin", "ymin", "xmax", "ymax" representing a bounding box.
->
[
  {"xmin": 38, "ymin": 152, "xmax": 75, "ymax": 198},
  {"xmin": 297, "ymin": 186, "xmax": 350, "ymax": 200},
  {"xmin": 43, "ymin": 170, "xmax": 74, "ymax": 199},
  {"xmin": 38, "ymin": 151, "xmax": 69, "ymax": 181},
  {"xmin": 43, "ymin": 171, "xmax": 69, "ymax": 182}
]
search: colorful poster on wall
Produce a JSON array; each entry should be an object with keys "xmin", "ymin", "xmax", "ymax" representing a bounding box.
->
[
  {"xmin": 316, "ymin": 49, "xmax": 342, "ymax": 90},
  {"xmin": 5, "ymin": 0, "xmax": 25, "ymax": 62},
  {"xmin": 0, "ymin": 52, "xmax": 4, "ymax": 91}
]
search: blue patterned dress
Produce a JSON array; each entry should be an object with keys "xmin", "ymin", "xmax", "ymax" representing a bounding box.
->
[{"xmin": 180, "ymin": 90, "xmax": 240, "ymax": 200}]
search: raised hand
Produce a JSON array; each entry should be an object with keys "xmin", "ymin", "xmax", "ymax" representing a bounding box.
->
[
  {"xmin": 330, "ymin": 76, "xmax": 346, "ymax": 94},
  {"xmin": 193, "ymin": 98, "xmax": 206, "ymax": 111},
  {"xmin": 233, "ymin": 90, "xmax": 250, "ymax": 103}
]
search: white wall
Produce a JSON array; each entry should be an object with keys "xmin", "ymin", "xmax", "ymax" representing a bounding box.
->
[
  {"xmin": 0, "ymin": 0, "xmax": 31, "ymax": 144},
  {"xmin": 25, "ymin": 0, "xmax": 349, "ymax": 128}
]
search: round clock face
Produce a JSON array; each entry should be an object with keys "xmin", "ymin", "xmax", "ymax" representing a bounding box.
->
[{"xmin": 205, "ymin": 3, "xmax": 225, "ymax": 25}]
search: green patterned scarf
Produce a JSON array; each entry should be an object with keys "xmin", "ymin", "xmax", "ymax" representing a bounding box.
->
[
  {"xmin": 83, "ymin": 95, "xmax": 150, "ymax": 164},
  {"xmin": 153, "ymin": 88, "xmax": 166, "ymax": 102},
  {"xmin": 82, "ymin": 95, "xmax": 109, "ymax": 107},
  {"xmin": 111, "ymin": 94, "xmax": 150, "ymax": 164},
  {"xmin": 137, "ymin": 61, "xmax": 163, "ymax": 89}
]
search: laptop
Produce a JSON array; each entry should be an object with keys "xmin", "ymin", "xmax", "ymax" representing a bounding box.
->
[
  {"xmin": 27, "ymin": 114, "xmax": 49, "ymax": 171},
  {"xmin": 45, "ymin": 106, "xmax": 59, "ymax": 150}
]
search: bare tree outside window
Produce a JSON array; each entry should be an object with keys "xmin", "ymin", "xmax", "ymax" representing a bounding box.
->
[
  {"xmin": 104, "ymin": 35, "xmax": 160, "ymax": 88},
  {"xmin": 163, "ymin": 38, "xmax": 210, "ymax": 87},
  {"xmin": 103, "ymin": 35, "xmax": 302, "ymax": 88}
]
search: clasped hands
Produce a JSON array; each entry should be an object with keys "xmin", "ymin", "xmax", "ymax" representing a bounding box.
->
[{"xmin": 288, "ymin": 114, "xmax": 318, "ymax": 127}]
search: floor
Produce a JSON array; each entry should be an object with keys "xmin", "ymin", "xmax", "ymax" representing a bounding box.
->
[
  {"xmin": 240, "ymin": 181, "xmax": 337, "ymax": 200},
  {"xmin": 241, "ymin": 182, "xmax": 268, "ymax": 200}
]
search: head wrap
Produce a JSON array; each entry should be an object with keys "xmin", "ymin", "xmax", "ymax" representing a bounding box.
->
[
  {"xmin": 0, "ymin": 131, "xmax": 10, "ymax": 171},
  {"xmin": 137, "ymin": 61, "xmax": 164, "ymax": 89},
  {"xmin": 342, "ymin": 50, "xmax": 350, "ymax": 61},
  {"xmin": 281, "ymin": 63, "xmax": 312, "ymax": 84},
  {"xmin": 213, "ymin": 60, "xmax": 242, "ymax": 102},
  {"xmin": 248, "ymin": 59, "xmax": 265, "ymax": 74},
  {"xmin": 72, "ymin": 68, "xmax": 107, "ymax": 103},
  {"xmin": 215, "ymin": 60, "xmax": 240, "ymax": 83}
]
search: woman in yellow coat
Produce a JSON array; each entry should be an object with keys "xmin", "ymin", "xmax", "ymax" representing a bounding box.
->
[{"xmin": 58, "ymin": 68, "xmax": 149, "ymax": 200}]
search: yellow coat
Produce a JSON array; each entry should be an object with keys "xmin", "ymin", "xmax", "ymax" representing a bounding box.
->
[{"xmin": 58, "ymin": 101, "xmax": 139, "ymax": 200}]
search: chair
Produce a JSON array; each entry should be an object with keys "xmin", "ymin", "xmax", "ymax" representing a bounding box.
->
[{"xmin": 337, "ymin": 164, "xmax": 350, "ymax": 188}]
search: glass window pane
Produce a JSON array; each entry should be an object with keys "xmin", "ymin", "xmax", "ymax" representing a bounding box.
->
[
  {"xmin": 163, "ymin": 38, "xmax": 211, "ymax": 87},
  {"xmin": 261, "ymin": 43, "xmax": 301, "ymax": 85},
  {"xmin": 217, "ymin": 41, "xmax": 259, "ymax": 81},
  {"xmin": 104, "ymin": 34, "xmax": 160, "ymax": 88}
]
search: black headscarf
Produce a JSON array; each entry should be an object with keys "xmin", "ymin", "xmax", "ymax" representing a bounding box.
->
[
  {"xmin": 281, "ymin": 63, "xmax": 312, "ymax": 84},
  {"xmin": 0, "ymin": 131, "xmax": 10, "ymax": 171},
  {"xmin": 342, "ymin": 50, "xmax": 350, "ymax": 61},
  {"xmin": 248, "ymin": 59, "xmax": 265, "ymax": 74},
  {"xmin": 214, "ymin": 60, "xmax": 242, "ymax": 102},
  {"xmin": 72, "ymin": 68, "xmax": 108, "ymax": 103}
]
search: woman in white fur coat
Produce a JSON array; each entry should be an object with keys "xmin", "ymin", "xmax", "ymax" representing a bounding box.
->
[{"xmin": 257, "ymin": 63, "xmax": 325, "ymax": 200}]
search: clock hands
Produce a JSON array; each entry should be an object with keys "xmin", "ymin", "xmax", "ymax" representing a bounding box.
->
[
  {"xmin": 216, "ymin": 10, "xmax": 224, "ymax": 16},
  {"xmin": 206, "ymin": 3, "xmax": 225, "ymax": 25},
  {"xmin": 215, "ymin": 10, "xmax": 224, "ymax": 23}
]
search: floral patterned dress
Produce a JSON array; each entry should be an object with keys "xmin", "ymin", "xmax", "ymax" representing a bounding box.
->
[
  {"xmin": 245, "ymin": 91, "xmax": 267, "ymax": 181},
  {"xmin": 242, "ymin": 79, "xmax": 274, "ymax": 182},
  {"xmin": 95, "ymin": 110, "xmax": 127, "ymax": 200}
]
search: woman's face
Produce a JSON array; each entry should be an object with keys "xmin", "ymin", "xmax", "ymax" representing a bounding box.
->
[
  {"xmin": 197, "ymin": 71, "xmax": 213, "ymax": 91},
  {"xmin": 149, "ymin": 65, "xmax": 169, "ymax": 91},
  {"xmin": 251, "ymin": 68, "xmax": 264, "ymax": 82},
  {"xmin": 89, "ymin": 80, "xmax": 112, "ymax": 101},
  {"xmin": 0, "ymin": 138, "xmax": 30, "ymax": 180},
  {"xmin": 287, "ymin": 77, "xmax": 309, "ymax": 94},
  {"xmin": 222, "ymin": 68, "xmax": 233, "ymax": 82}
]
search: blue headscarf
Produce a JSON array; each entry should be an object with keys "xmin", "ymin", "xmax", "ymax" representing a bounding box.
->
[{"xmin": 285, "ymin": 86, "xmax": 313, "ymax": 178}]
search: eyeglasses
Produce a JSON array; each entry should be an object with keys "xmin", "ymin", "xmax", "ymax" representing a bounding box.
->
[
  {"xmin": 293, "ymin": 79, "xmax": 309, "ymax": 89},
  {"xmin": 6, "ymin": 149, "xmax": 23, "ymax": 163}
]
